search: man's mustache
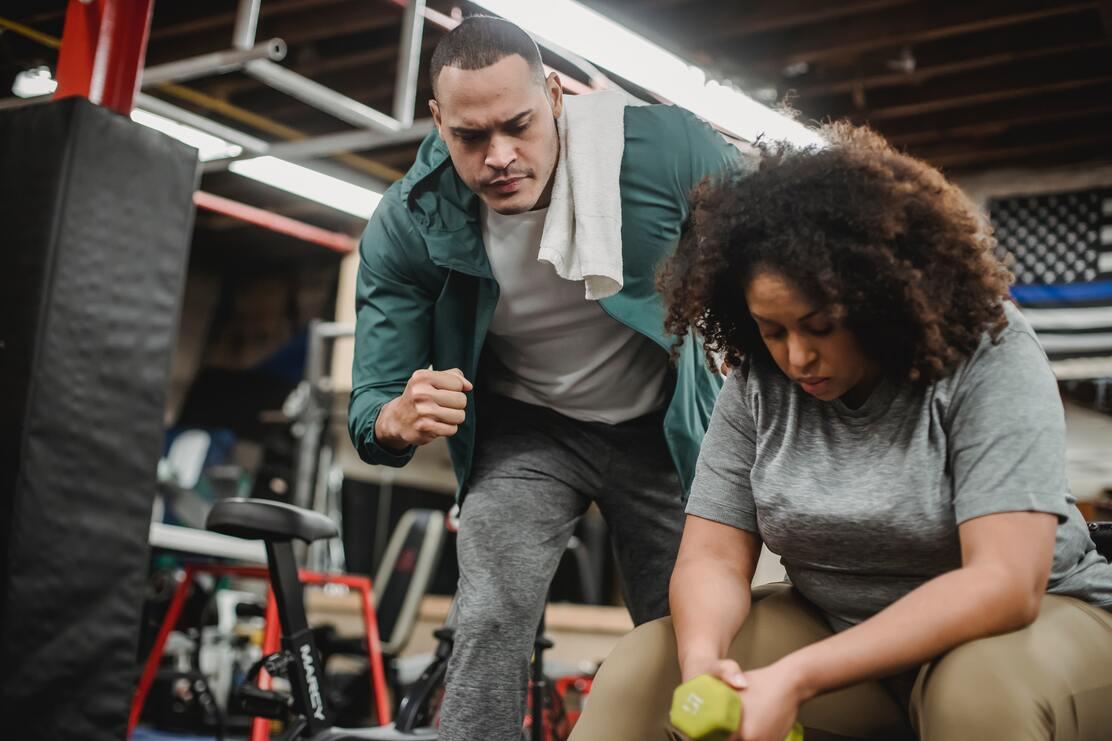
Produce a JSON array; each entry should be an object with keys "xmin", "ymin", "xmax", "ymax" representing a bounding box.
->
[{"xmin": 481, "ymin": 169, "xmax": 532, "ymax": 186}]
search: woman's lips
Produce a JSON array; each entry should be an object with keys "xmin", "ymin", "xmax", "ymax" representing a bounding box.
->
[{"xmin": 799, "ymin": 377, "xmax": 830, "ymax": 395}]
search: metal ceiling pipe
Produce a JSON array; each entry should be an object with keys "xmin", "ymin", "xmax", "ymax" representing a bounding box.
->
[
  {"xmin": 231, "ymin": 0, "xmax": 403, "ymax": 133},
  {"xmin": 1, "ymin": 38, "xmax": 288, "ymax": 108},
  {"xmin": 140, "ymin": 38, "xmax": 287, "ymax": 86},
  {"xmin": 243, "ymin": 58, "xmax": 403, "ymax": 132},
  {"xmin": 260, "ymin": 118, "xmax": 434, "ymax": 160},
  {"xmin": 232, "ymin": 0, "xmax": 262, "ymax": 51},
  {"xmin": 135, "ymin": 91, "xmax": 270, "ymax": 153},
  {"xmin": 392, "ymin": 0, "xmax": 426, "ymax": 126}
]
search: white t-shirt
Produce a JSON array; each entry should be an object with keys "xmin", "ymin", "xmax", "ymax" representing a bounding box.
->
[{"xmin": 480, "ymin": 205, "xmax": 669, "ymax": 424}]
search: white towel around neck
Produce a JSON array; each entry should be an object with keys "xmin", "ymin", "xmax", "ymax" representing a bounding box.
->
[{"xmin": 537, "ymin": 90, "xmax": 627, "ymax": 300}]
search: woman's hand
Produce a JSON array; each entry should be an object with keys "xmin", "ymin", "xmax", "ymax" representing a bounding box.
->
[
  {"xmin": 681, "ymin": 656, "xmax": 805, "ymax": 741},
  {"xmin": 683, "ymin": 656, "xmax": 748, "ymax": 688},
  {"xmin": 731, "ymin": 662, "xmax": 806, "ymax": 741}
]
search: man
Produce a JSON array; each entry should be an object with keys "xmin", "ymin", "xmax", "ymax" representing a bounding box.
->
[{"xmin": 348, "ymin": 15, "xmax": 743, "ymax": 740}]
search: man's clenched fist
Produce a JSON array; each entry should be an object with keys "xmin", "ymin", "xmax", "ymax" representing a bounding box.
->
[{"xmin": 375, "ymin": 368, "xmax": 473, "ymax": 451}]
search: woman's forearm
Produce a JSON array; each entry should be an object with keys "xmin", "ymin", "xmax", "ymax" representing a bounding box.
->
[
  {"xmin": 780, "ymin": 564, "xmax": 1040, "ymax": 701},
  {"xmin": 670, "ymin": 553, "xmax": 752, "ymax": 680}
]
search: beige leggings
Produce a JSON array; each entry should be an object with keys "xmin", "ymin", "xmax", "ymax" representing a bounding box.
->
[{"xmin": 570, "ymin": 583, "xmax": 1112, "ymax": 741}]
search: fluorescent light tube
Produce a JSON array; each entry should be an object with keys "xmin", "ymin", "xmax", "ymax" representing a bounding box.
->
[
  {"xmin": 131, "ymin": 108, "xmax": 244, "ymax": 162},
  {"xmin": 131, "ymin": 110, "xmax": 382, "ymax": 219},
  {"xmin": 229, "ymin": 156, "xmax": 383, "ymax": 218}
]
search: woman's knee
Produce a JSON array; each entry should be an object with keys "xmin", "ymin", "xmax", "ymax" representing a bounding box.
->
[
  {"xmin": 912, "ymin": 637, "xmax": 1051, "ymax": 740},
  {"xmin": 593, "ymin": 616, "xmax": 682, "ymax": 700},
  {"xmin": 570, "ymin": 617, "xmax": 680, "ymax": 740}
]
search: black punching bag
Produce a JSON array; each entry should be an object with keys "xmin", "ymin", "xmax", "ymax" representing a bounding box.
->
[{"xmin": 0, "ymin": 97, "xmax": 198, "ymax": 740}]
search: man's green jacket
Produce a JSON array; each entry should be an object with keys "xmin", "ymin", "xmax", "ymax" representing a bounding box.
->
[{"xmin": 348, "ymin": 103, "xmax": 745, "ymax": 500}]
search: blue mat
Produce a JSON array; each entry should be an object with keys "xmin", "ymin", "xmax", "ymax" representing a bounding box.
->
[{"xmin": 131, "ymin": 728, "xmax": 226, "ymax": 741}]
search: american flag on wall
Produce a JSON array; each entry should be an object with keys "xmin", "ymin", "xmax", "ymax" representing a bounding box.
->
[{"xmin": 989, "ymin": 187, "xmax": 1112, "ymax": 364}]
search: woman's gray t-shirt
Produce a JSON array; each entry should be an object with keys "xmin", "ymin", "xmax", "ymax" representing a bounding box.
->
[{"xmin": 686, "ymin": 302, "xmax": 1112, "ymax": 631}]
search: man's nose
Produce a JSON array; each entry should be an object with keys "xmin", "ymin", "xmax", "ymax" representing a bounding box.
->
[{"xmin": 485, "ymin": 135, "xmax": 516, "ymax": 172}]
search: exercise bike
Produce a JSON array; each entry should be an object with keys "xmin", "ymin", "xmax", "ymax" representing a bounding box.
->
[{"xmin": 205, "ymin": 497, "xmax": 572, "ymax": 740}]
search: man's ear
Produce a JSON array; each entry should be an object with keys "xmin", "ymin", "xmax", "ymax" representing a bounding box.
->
[
  {"xmin": 429, "ymin": 99, "xmax": 442, "ymax": 132},
  {"xmin": 546, "ymin": 72, "xmax": 563, "ymax": 119}
]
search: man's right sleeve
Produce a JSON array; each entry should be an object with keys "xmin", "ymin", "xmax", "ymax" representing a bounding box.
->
[{"xmin": 348, "ymin": 200, "xmax": 435, "ymax": 467}]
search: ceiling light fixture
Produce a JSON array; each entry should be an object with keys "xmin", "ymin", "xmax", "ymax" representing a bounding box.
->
[
  {"xmin": 228, "ymin": 156, "xmax": 383, "ymax": 219},
  {"xmin": 12, "ymin": 66, "xmax": 57, "ymax": 98},
  {"xmin": 130, "ymin": 108, "xmax": 244, "ymax": 162}
]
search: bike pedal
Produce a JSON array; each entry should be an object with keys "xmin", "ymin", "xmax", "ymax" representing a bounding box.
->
[
  {"xmin": 262, "ymin": 649, "xmax": 294, "ymax": 677},
  {"xmin": 236, "ymin": 684, "xmax": 293, "ymax": 720}
]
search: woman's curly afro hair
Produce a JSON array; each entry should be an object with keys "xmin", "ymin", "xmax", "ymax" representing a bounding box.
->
[{"xmin": 658, "ymin": 122, "xmax": 1013, "ymax": 384}]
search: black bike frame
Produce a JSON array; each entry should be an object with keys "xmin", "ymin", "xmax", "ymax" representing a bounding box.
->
[{"xmin": 266, "ymin": 540, "xmax": 333, "ymax": 736}]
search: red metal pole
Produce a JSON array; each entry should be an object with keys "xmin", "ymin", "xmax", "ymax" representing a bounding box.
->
[
  {"xmin": 193, "ymin": 191, "xmax": 357, "ymax": 254},
  {"xmin": 357, "ymin": 581, "xmax": 393, "ymax": 724},
  {"xmin": 131, "ymin": 564, "xmax": 393, "ymax": 736},
  {"xmin": 54, "ymin": 0, "xmax": 154, "ymax": 115},
  {"xmin": 128, "ymin": 567, "xmax": 197, "ymax": 737},
  {"xmin": 252, "ymin": 590, "xmax": 282, "ymax": 741},
  {"xmin": 98, "ymin": 0, "xmax": 155, "ymax": 113},
  {"xmin": 54, "ymin": 0, "xmax": 104, "ymax": 103}
]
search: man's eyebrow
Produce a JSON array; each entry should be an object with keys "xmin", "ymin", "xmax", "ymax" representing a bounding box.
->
[{"xmin": 450, "ymin": 110, "xmax": 532, "ymax": 136}]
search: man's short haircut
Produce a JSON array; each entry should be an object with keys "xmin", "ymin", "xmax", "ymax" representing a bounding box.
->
[{"xmin": 430, "ymin": 15, "xmax": 546, "ymax": 97}]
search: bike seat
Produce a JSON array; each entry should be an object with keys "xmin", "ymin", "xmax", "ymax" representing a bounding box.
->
[{"xmin": 206, "ymin": 498, "xmax": 338, "ymax": 543}]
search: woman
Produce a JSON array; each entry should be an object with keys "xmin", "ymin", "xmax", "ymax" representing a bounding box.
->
[{"xmin": 569, "ymin": 124, "xmax": 1112, "ymax": 741}]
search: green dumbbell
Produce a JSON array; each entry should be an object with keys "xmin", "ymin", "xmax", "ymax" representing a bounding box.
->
[{"xmin": 670, "ymin": 674, "xmax": 804, "ymax": 741}]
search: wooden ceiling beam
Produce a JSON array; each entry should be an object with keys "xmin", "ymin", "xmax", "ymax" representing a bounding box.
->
[
  {"xmin": 662, "ymin": 0, "xmax": 914, "ymax": 43},
  {"xmin": 12, "ymin": 8, "xmax": 65, "ymax": 25},
  {"xmin": 789, "ymin": 12, "xmax": 1104, "ymax": 99},
  {"xmin": 793, "ymin": 41, "xmax": 1108, "ymax": 102},
  {"xmin": 887, "ymin": 103, "xmax": 1112, "ymax": 149},
  {"xmin": 860, "ymin": 75, "xmax": 1112, "ymax": 121},
  {"xmin": 1100, "ymin": 0, "xmax": 1112, "ymax": 36},
  {"xmin": 903, "ymin": 111, "xmax": 1112, "ymax": 164},
  {"xmin": 148, "ymin": 0, "xmax": 348, "ymax": 41},
  {"xmin": 190, "ymin": 33, "xmax": 438, "ymax": 100},
  {"xmin": 881, "ymin": 85, "xmax": 1112, "ymax": 147},
  {"xmin": 721, "ymin": 0, "xmax": 1096, "ymax": 68},
  {"xmin": 806, "ymin": 46, "xmax": 1112, "ymax": 121},
  {"xmin": 920, "ymin": 132, "xmax": 1112, "ymax": 170},
  {"xmin": 146, "ymin": 0, "xmax": 402, "ymax": 66},
  {"xmin": 945, "ymin": 145, "xmax": 1112, "ymax": 172}
]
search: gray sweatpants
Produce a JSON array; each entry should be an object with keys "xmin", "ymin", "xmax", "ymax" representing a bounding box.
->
[{"xmin": 438, "ymin": 394, "xmax": 685, "ymax": 741}]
